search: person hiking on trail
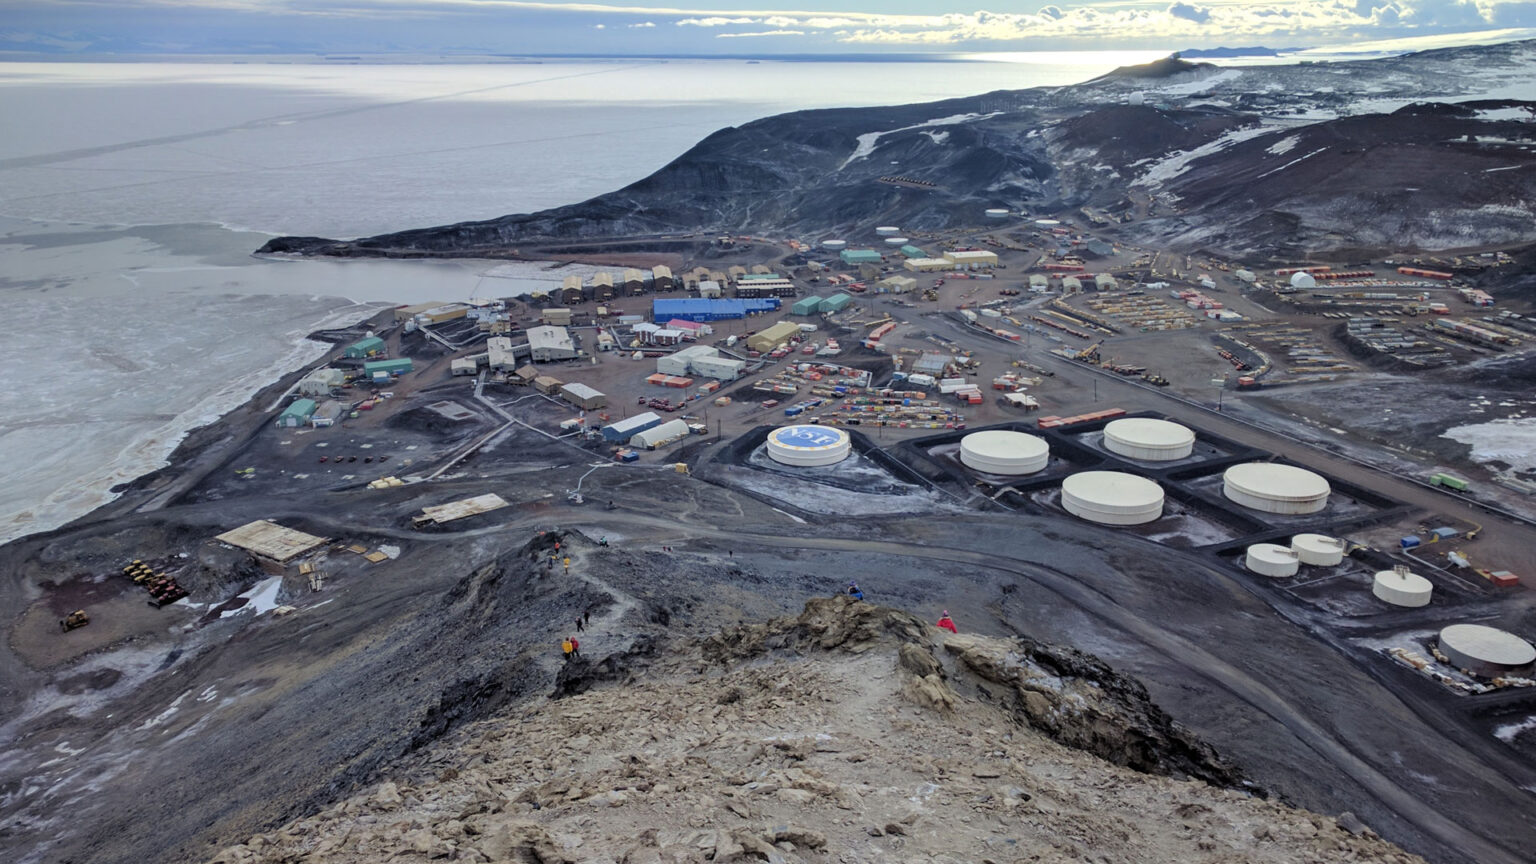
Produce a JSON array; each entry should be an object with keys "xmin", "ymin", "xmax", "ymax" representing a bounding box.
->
[
  {"xmin": 936, "ymin": 610, "xmax": 958, "ymax": 634},
  {"xmin": 562, "ymin": 556, "xmax": 571, "ymax": 573},
  {"xmin": 576, "ymin": 616, "xmax": 584, "ymax": 633},
  {"xmin": 561, "ymin": 637, "xmax": 574, "ymax": 663},
  {"xmin": 846, "ymin": 581, "xmax": 863, "ymax": 601},
  {"xmin": 570, "ymin": 636, "xmax": 581, "ymax": 659},
  {"xmin": 584, "ymin": 609, "xmax": 591, "ymax": 626}
]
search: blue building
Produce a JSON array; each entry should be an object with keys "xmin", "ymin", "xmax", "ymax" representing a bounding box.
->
[{"xmin": 652, "ymin": 298, "xmax": 780, "ymax": 322}]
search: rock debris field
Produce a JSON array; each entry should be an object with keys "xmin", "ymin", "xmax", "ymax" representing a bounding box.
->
[{"xmin": 208, "ymin": 599, "xmax": 1424, "ymax": 864}]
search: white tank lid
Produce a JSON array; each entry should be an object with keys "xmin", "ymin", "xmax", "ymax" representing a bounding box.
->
[
  {"xmin": 1439, "ymin": 624, "xmax": 1535, "ymax": 667},
  {"xmin": 1104, "ymin": 417, "xmax": 1195, "ymax": 448},
  {"xmin": 1062, "ymin": 471, "xmax": 1163, "ymax": 510},
  {"xmin": 1224, "ymin": 463, "xmax": 1330, "ymax": 501}
]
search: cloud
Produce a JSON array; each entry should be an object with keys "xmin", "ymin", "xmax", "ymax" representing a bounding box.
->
[
  {"xmin": 1166, "ymin": 3, "xmax": 1211, "ymax": 24},
  {"xmin": 6, "ymin": 0, "xmax": 1534, "ymax": 55},
  {"xmin": 716, "ymin": 29, "xmax": 805, "ymax": 37},
  {"xmin": 676, "ymin": 17, "xmax": 760, "ymax": 27}
]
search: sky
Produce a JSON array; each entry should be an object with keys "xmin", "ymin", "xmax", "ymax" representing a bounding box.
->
[{"xmin": 2, "ymin": 0, "xmax": 1535, "ymax": 56}]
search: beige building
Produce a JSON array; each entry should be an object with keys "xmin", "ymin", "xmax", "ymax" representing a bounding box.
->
[
  {"xmin": 746, "ymin": 321, "xmax": 802, "ymax": 353},
  {"xmin": 943, "ymin": 250, "xmax": 999, "ymax": 268}
]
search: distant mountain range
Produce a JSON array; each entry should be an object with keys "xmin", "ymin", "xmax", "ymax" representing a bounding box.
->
[
  {"xmin": 1178, "ymin": 46, "xmax": 1305, "ymax": 58},
  {"xmin": 261, "ymin": 39, "xmax": 1536, "ymax": 262}
]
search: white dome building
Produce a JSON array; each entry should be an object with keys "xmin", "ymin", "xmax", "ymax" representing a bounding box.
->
[
  {"xmin": 1438, "ymin": 624, "xmax": 1535, "ymax": 677},
  {"xmin": 1061, "ymin": 472, "xmax": 1164, "ymax": 525},
  {"xmin": 1290, "ymin": 271, "xmax": 1316, "ymax": 289},
  {"xmin": 1103, "ymin": 418, "xmax": 1195, "ymax": 461},
  {"xmin": 765, "ymin": 424, "xmax": 851, "ymax": 467},
  {"xmin": 1223, "ymin": 463, "xmax": 1331, "ymax": 514},
  {"xmin": 1246, "ymin": 543, "xmax": 1300, "ymax": 578},
  {"xmin": 1291, "ymin": 534, "xmax": 1345, "ymax": 566},
  {"xmin": 1372, "ymin": 567, "xmax": 1432, "ymax": 608},
  {"xmin": 959, "ymin": 431, "xmax": 1049, "ymax": 475}
]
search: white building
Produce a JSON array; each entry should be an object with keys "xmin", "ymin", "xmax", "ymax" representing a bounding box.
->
[
  {"xmin": 657, "ymin": 344, "xmax": 718, "ymax": 377},
  {"xmin": 691, "ymin": 355, "xmax": 746, "ymax": 381},
  {"xmin": 528, "ymin": 325, "xmax": 577, "ymax": 362},
  {"xmin": 297, "ymin": 368, "xmax": 346, "ymax": 397},
  {"xmin": 904, "ymin": 257, "xmax": 953, "ymax": 273},
  {"xmin": 487, "ymin": 336, "xmax": 523, "ymax": 370}
]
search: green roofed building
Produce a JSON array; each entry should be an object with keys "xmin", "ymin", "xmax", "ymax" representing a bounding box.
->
[
  {"xmin": 792, "ymin": 296, "xmax": 825, "ymax": 316},
  {"xmin": 900, "ymin": 245, "xmax": 925, "ymax": 258},
  {"xmin": 344, "ymin": 336, "xmax": 386, "ymax": 359},
  {"xmin": 839, "ymin": 249, "xmax": 882, "ymax": 266},
  {"xmin": 819, "ymin": 293, "xmax": 852, "ymax": 313},
  {"xmin": 364, "ymin": 358, "xmax": 414, "ymax": 377},
  {"xmin": 277, "ymin": 398, "xmax": 317, "ymax": 428}
]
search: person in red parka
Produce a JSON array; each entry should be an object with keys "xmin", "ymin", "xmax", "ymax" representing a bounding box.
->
[{"xmin": 936, "ymin": 610, "xmax": 958, "ymax": 634}]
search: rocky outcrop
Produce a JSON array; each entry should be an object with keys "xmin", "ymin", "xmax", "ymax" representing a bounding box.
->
[
  {"xmin": 705, "ymin": 597, "xmax": 1243, "ymax": 788},
  {"xmin": 203, "ymin": 599, "xmax": 1424, "ymax": 864}
]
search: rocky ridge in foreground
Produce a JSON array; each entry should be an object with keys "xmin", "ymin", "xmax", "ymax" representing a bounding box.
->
[{"xmin": 209, "ymin": 599, "xmax": 1422, "ymax": 864}]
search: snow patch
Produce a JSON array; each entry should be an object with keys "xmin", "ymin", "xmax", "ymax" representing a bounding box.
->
[
  {"xmin": 1134, "ymin": 126, "xmax": 1276, "ymax": 186},
  {"xmin": 222, "ymin": 576, "xmax": 285, "ymax": 618},
  {"xmin": 1255, "ymin": 147, "xmax": 1328, "ymax": 180},
  {"xmin": 1495, "ymin": 715, "xmax": 1536, "ymax": 744},
  {"xmin": 840, "ymin": 113, "xmax": 1000, "ymax": 170},
  {"xmin": 1266, "ymin": 135, "xmax": 1300, "ymax": 156},
  {"xmin": 1475, "ymin": 107, "xmax": 1535, "ymax": 121},
  {"xmin": 1153, "ymin": 68, "xmax": 1242, "ymax": 96},
  {"xmin": 923, "ymin": 130, "xmax": 949, "ymax": 145},
  {"xmin": 1442, "ymin": 417, "xmax": 1536, "ymax": 471}
]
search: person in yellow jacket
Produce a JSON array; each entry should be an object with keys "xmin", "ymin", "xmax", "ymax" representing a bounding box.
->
[{"xmin": 561, "ymin": 637, "xmax": 574, "ymax": 663}]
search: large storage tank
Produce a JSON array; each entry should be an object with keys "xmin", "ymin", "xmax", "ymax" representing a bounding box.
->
[
  {"xmin": 766, "ymin": 424, "xmax": 851, "ymax": 467},
  {"xmin": 1245, "ymin": 543, "xmax": 1299, "ymax": 578},
  {"xmin": 1372, "ymin": 567, "xmax": 1432, "ymax": 607},
  {"xmin": 1061, "ymin": 471, "xmax": 1164, "ymax": 525},
  {"xmin": 1102, "ymin": 418, "xmax": 1195, "ymax": 461},
  {"xmin": 1292, "ymin": 533, "xmax": 1344, "ymax": 566},
  {"xmin": 1223, "ymin": 463, "xmax": 1331, "ymax": 514},
  {"xmin": 959, "ymin": 430, "xmax": 1049, "ymax": 475},
  {"xmin": 1438, "ymin": 623, "xmax": 1535, "ymax": 677},
  {"xmin": 821, "ymin": 239, "xmax": 847, "ymax": 251},
  {"xmin": 884, "ymin": 236, "xmax": 910, "ymax": 246},
  {"xmin": 875, "ymin": 226, "xmax": 901, "ymax": 236},
  {"xmin": 985, "ymin": 208, "xmax": 1010, "ymax": 219}
]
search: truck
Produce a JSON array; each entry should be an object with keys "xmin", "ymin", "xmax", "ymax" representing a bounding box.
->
[{"xmin": 1429, "ymin": 472, "xmax": 1470, "ymax": 492}]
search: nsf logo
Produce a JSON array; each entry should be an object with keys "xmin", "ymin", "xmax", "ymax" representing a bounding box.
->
[{"xmin": 775, "ymin": 425, "xmax": 843, "ymax": 448}]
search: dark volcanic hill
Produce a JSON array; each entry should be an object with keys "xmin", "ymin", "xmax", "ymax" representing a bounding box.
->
[{"xmin": 259, "ymin": 40, "xmax": 1536, "ymax": 260}]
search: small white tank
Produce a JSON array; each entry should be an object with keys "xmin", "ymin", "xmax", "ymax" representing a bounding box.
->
[
  {"xmin": 1372, "ymin": 567, "xmax": 1432, "ymax": 608},
  {"xmin": 1245, "ymin": 543, "xmax": 1299, "ymax": 578},
  {"xmin": 1291, "ymin": 533, "xmax": 1344, "ymax": 566},
  {"xmin": 875, "ymin": 226, "xmax": 901, "ymax": 236}
]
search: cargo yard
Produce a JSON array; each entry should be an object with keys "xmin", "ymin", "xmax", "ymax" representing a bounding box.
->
[{"xmin": 7, "ymin": 209, "xmax": 1536, "ymax": 864}]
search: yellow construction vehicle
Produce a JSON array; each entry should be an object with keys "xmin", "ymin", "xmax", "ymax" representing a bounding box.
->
[
  {"xmin": 1074, "ymin": 339, "xmax": 1103, "ymax": 362},
  {"xmin": 60, "ymin": 610, "xmax": 89, "ymax": 633}
]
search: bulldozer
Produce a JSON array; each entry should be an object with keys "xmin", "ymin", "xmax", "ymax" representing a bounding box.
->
[{"xmin": 60, "ymin": 610, "xmax": 89, "ymax": 633}]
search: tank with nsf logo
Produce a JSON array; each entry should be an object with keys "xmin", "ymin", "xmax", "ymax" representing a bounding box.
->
[{"xmin": 766, "ymin": 424, "xmax": 852, "ymax": 467}]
